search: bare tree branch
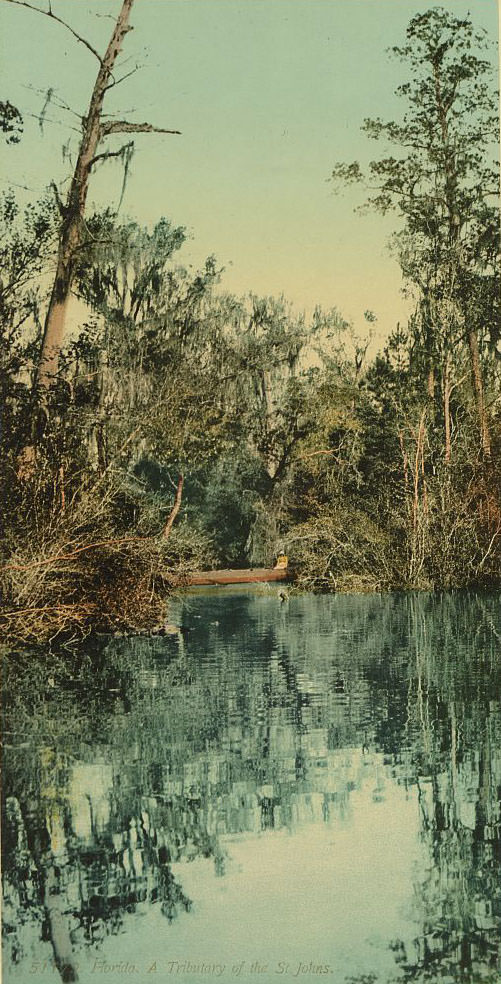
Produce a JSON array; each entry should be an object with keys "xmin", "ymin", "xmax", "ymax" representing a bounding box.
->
[
  {"xmin": 88, "ymin": 143, "xmax": 133, "ymax": 170},
  {"xmin": 1, "ymin": 535, "xmax": 153, "ymax": 572},
  {"xmin": 25, "ymin": 110, "xmax": 80, "ymax": 133},
  {"xmin": 23, "ymin": 83, "xmax": 82, "ymax": 120},
  {"xmin": 476, "ymin": 525, "xmax": 501, "ymax": 573},
  {"xmin": 101, "ymin": 119, "xmax": 181, "ymax": 137},
  {"xmin": 104, "ymin": 65, "xmax": 142, "ymax": 92},
  {"xmin": 2, "ymin": 0, "xmax": 103, "ymax": 64}
]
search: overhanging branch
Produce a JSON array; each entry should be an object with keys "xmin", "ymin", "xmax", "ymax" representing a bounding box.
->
[
  {"xmin": 88, "ymin": 142, "xmax": 134, "ymax": 170},
  {"xmin": 100, "ymin": 119, "xmax": 181, "ymax": 137}
]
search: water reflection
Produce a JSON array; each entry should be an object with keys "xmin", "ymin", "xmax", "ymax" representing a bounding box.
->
[{"xmin": 2, "ymin": 591, "xmax": 501, "ymax": 983}]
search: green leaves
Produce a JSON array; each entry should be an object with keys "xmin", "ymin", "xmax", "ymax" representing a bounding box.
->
[
  {"xmin": 330, "ymin": 161, "xmax": 363, "ymax": 192},
  {"xmin": 332, "ymin": 6, "xmax": 499, "ymax": 328},
  {"xmin": 0, "ymin": 100, "xmax": 23, "ymax": 144}
]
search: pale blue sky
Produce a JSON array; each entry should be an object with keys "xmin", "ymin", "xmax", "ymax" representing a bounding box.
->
[{"xmin": 1, "ymin": 0, "xmax": 499, "ymax": 342}]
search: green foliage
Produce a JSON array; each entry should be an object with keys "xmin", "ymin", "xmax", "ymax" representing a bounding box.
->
[
  {"xmin": 185, "ymin": 453, "xmax": 271, "ymax": 566},
  {"xmin": 331, "ymin": 7, "xmax": 500, "ymax": 432},
  {"xmin": 2, "ymin": 5, "xmax": 500, "ymax": 643}
]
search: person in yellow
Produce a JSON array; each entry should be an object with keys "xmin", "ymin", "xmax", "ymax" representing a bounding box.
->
[{"xmin": 274, "ymin": 554, "xmax": 288, "ymax": 570}]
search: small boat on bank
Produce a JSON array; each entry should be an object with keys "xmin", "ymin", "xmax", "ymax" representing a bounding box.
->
[{"xmin": 188, "ymin": 567, "xmax": 290, "ymax": 586}]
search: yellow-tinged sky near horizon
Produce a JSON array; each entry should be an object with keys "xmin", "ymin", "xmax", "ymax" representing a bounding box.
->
[{"xmin": 1, "ymin": 0, "xmax": 499, "ymax": 348}]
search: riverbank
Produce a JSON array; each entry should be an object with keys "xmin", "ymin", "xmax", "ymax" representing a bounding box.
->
[
  {"xmin": 3, "ymin": 541, "xmax": 500, "ymax": 647},
  {"xmin": 0, "ymin": 479, "xmax": 213, "ymax": 645},
  {"xmin": 2, "ymin": 464, "xmax": 501, "ymax": 646},
  {"xmin": 0, "ymin": 534, "xmax": 196, "ymax": 645}
]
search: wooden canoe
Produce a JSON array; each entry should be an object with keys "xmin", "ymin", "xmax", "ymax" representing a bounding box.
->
[{"xmin": 188, "ymin": 567, "xmax": 290, "ymax": 586}]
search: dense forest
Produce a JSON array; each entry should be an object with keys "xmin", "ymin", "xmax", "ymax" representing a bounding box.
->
[{"xmin": 1, "ymin": 3, "xmax": 500, "ymax": 643}]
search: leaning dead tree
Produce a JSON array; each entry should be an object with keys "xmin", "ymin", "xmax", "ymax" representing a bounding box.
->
[{"xmin": 5, "ymin": 0, "xmax": 180, "ymax": 394}]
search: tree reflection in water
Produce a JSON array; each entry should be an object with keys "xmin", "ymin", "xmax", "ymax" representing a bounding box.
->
[
  {"xmin": 2, "ymin": 591, "xmax": 501, "ymax": 983},
  {"xmin": 387, "ymin": 595, "xmax": 501, "ymax": 983}
]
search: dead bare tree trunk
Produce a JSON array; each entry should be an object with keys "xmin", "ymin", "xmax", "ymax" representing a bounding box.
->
[
  {"xmin": 162, "ymin": 474, "xmax": 184, "ymax": 539},
  {"xmin": 9, "ymin": 0, "xmax": 179, "ymax": 475},
  {"xmin": 27, "ymin": 0, "xmax": 180, "ymax": 394},
  {"xmin": 35, "ymin": 0, "xmax": 135, "ymax": 392}
]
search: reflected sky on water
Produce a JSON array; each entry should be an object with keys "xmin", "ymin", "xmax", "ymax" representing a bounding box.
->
[{"xmin": 2, "ymin": 590, "xmax": 501, "ymax": 984}]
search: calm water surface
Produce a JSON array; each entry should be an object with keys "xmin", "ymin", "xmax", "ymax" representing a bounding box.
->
[{"xmin": 2, "ymin": 590, "xmax": 501, "ymax": 984}]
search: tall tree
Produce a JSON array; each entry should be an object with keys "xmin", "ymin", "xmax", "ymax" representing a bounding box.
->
[
  {"xmin": 331, "ymin": 8, "xmax": 500, "ymax": 457},
  {"xmin": 4, "ymin": 0, "xmax": 180, "ymax": 395}
]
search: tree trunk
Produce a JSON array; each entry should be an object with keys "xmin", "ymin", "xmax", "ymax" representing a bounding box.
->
[
  {"xmin": 409, "ymin": 408, "xmax": 427, "ymax": 583},
  {"xmin": 398, "ymin": 429, "xmax": 409, "ymax": 489},
  {"xmin": 261, "ymin": 368, "xmax": 278, "ymax": 478},
  {"xmin": 467, "ymin": 326, "xmax": 491, "ymax": 458},
  {"xmin": 35, "ymin": 0, "xmax": 135, "ymax": 393},
  {"xmin": 443, "ymin": 353, "xmax": 451, "ymax": 464},
  {"xmin": 434, "ymin": 60, "xmax": 491, "ymax": 459},
  {"xmin": 162, "ymin": 474, "xmax": 184, "ymax": 539},
  {"xmin": 412, "ymin": 410, "xmax": 427, "ymax": 535},
  {"xmin": 37, "ymin": 252, "xmax": 75, "ymax": 390},
  {"xmin": 427, "ymin": 366, "xmax": 435, "ymax": 400}
]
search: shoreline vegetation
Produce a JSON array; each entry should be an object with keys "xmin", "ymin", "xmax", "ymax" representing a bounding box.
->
[{"xmin": 1, "ymin": 5, "xmax": 500, "ymax": 647}]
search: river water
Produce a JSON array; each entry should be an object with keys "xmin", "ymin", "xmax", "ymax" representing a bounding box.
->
[{"xmin": 2, "ymin": 590, "xmax": 501, "ymax": 984}]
